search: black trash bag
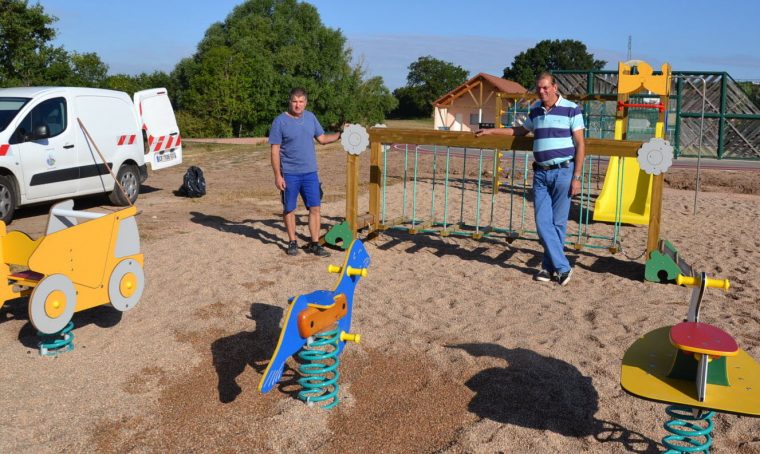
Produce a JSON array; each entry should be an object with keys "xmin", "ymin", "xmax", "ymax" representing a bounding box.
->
[{"xmin": 178, "ymin": 166, "xmax": 206, "ymax": 197}]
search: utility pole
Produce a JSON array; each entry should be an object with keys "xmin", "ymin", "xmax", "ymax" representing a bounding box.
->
[{"xmin": 627, "ymin": 35, "xmax": 632, "ymax": 60}]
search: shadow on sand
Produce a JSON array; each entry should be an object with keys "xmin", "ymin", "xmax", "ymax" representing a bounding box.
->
[
  {"xmin": 449, "ymin": 343, "xmax": 659, "ymax": 453},
  {"xmin": 210, "ymin": 302, "xmax": 305, "ymax": 404}
]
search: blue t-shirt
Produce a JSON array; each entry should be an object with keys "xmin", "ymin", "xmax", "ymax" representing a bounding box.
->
[
  {"xmin": 268, "ymin": 110, "xmax": 325, "ymax": 174},
  {"xmin": 522, "ymin": 96, "xmax": 584, "ymax": 165}
]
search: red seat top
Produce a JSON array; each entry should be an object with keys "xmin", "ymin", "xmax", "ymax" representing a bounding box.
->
[{"xmin": 669, "ymin": 322, "xmax": 739, "ymax": 356}]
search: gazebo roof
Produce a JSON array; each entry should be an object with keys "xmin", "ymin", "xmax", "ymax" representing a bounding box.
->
[{"xmin": 434, "ymin": 73, "xmax": 527, "ymax": 106}]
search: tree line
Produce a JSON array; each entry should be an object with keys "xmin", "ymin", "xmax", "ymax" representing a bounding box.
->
[{"xmin": 4, "ymin": 0, "xmax": 673, "ymax": 138}]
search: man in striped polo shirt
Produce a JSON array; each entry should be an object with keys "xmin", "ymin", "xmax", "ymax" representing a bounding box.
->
[{"xmin": 477, "ymin": 72, "xmax": 585, "ymax": 286}]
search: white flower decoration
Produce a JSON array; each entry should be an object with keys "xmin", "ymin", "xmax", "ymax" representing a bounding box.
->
[
  {"xmin": 341, "ymin": 123, "xmax": 370, "ymax": 155},
  {"xmin": 637, "ymin": 137, "xmax": 674, "ymax": 175}
]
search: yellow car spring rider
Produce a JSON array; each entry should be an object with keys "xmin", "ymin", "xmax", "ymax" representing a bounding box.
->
[{"xmin": 0, "ymin": 199, "xmax": 144, "ymax": 335}]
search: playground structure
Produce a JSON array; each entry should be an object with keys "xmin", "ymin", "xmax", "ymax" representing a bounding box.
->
[
  {"xmin": 621, "ymin": 272, "xmax": 760, "ymax": 452},
  {"xmin": 324, "ymin": 126, "xmax": 667, "ymax": 258},
  {"xmin": 0, "ymin": 199, "xmax": 144, "ymax": 355},
  {"xmin": 326, "ymin": 60, "xmax": 722, "ymax": 284},
  {"xmin": 259, "ymin": 239, "xmax": 369, "ymax": 409},
  {"xmin": 324, "ymin": 126, "xmax": 672, "ymax": 258}
]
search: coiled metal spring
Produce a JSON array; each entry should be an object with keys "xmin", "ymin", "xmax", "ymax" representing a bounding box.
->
[
  {"xmin": 662, "ymin": 405, "xmax": 714, "ymax": 453},
  {"xmin": 297, "ymin": 327, "xmax": 340, "ymax": 409},
  {"xmin": 37, "ymin": 321, "xmax": 75, "ymax": 357}
]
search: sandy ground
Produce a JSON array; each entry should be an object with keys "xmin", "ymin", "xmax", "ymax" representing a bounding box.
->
[{"xmin": 1, "ymin": 139, "xmax": 760, "ymax": 453}]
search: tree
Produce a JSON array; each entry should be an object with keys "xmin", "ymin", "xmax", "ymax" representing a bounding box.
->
[
  {"xmin": 171, "ymin": 0, "xmax": 396, "ymax": 137},
  {"xmin": 737, "ymin": 81, "xmax": 760, "ymax": 111},
  {"xmin": 0, "ymin": 1, "xmax": 110, "ymax": 87},
  {"xmin": 104, "ymin": 71, "xmax": 173, "ymax": 95},
  {"xmin": 503, "ymin": 39, "xmax": 606, "ymax": 88},
  {"xmin": 0, "ymin": 0, "xmax": 59, "ymax": 85},
  {"xmin": 66, "ymin": 52, "xmax": 109, "ymax": 87},
  {"xmin": 391, "ymin": 56, "xmax": 468, "ymax": 118}
]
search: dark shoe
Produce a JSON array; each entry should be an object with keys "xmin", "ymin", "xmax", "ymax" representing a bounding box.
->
[
  {"xmin": 286, "ymin": 241, "xmax": 299, "ymax": 256},
  {"xmin": 534, "ymin": 269, "xmax": 553, "ymax": 282},
  {"xmin": 306, "ymin": 242, "xmax": 330, "ymax": 257},
  {"xmin": 556, "ymin": 269, "xmax": 573, "ymax": 286}
]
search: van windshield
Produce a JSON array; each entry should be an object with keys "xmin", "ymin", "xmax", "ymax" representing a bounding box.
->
[{"xmin": 0, "ymin": 97, "xmax": 31, "ymax": 132}]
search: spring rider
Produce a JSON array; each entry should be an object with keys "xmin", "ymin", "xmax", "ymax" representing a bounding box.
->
[
  {"xmin": 621, "ymin": 272, "xmax": 760, "ymax": 452},
  {"xmin": 258, "ymin": 239, "xmax": 370, "ymax": 409},
  {"xmin": 0, "ymin": 199, "xmax": 144, "ymax": 355}
]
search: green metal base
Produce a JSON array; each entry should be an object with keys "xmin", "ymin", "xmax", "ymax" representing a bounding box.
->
[
  {"xmin": 645, "ymin": 239, "xmax": 688, "ymax": 283},
  {"xmin": 324, "ymin": 221, "xmax": 353, "ymax": 250}
]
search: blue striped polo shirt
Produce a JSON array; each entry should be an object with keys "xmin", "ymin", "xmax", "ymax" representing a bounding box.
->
[{"xmin": 522, "ymin": 95, "xmax": 584, "ymax": 165}]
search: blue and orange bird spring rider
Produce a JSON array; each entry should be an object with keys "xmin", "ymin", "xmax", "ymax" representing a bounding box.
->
[
  {"xmin": 258, "ymin": 239, "xmax": 370, "ymax": 409},
  {"xmin": 621, "ymin": 271, "xmax": 760, "ymax": 452}
]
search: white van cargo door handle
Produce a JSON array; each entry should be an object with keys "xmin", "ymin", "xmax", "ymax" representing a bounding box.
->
[
  {"xmin": 169, "ymin": 132, "xmax": 178, "ymax": 136},
  {"xmin": 63, "ymin": 144, "xmax": 75, "ymax": 149}
]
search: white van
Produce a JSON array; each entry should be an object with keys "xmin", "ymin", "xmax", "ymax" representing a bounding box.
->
[{"xmin": 0, "ymin": 86, "xmax": 182, "ymax": 223}]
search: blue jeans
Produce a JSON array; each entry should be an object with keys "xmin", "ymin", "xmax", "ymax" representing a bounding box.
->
[{"xmin": 533, "ymin": 163, "xmax": 573, "ymax": 274}]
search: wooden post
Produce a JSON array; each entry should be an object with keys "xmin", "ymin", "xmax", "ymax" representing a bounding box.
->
[
  {"xmin": 346, "ymin": 153, "xmax": 358, "ymax": 234},
  {"xmin": 647, "ymin": 174, "xmax": 663, "ymax": 257},
  {"xmin": 647, "ymin": 90, "xmax": 671, "ymax": 258},
  {"xmin": 369, "ymin": 140, "xmax": 382, "ymax": 233}
]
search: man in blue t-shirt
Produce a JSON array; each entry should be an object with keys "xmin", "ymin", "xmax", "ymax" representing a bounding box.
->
[
  {"xmin": 476, "ymin": 72, "xmax": 585, "ymax": 286},
  {"xmin": 269, "ymin": 87, "xmax": 342, "ymax": 257}
]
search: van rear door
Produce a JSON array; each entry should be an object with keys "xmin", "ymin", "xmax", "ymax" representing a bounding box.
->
[{"xmin": 134, "ymin": 88, "xmax": 182, "ymax": 170}]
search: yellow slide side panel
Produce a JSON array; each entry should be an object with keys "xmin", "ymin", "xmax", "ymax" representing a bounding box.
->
[
  {"xmin": 614, "ymin": 119, "xmax": 625, "ymax": 141},
  {"xmin": 593, "ymin": 156, "xmax": 652, "ymax": 225},
  {"xmin": 655, "ymin": 122, "xmax": 665, "ymax": 139}
]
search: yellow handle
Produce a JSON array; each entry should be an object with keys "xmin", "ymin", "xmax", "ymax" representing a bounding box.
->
[
  {"xmin": 340, "ymin": 332, "xmax": 361, "ymax": 344},
  {"xmin": 327, "ymin": 264, "xmax": 342, "ymax": 274},
  {"xmin": 346, "ymin": 266, "xmax": 367, "ymax": 277},
  {"xmin": 676, "ymin": 274, "xmax": 730, "ymax": 291}
]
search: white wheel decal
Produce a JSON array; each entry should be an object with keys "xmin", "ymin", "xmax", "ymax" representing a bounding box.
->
[
  {"xmin": 29, "ymin": 274, "xmax": 76, "ymax": 334},
  {"xmin": 109, "ymin": 259, "xmax": 145, "ymax": 312}
]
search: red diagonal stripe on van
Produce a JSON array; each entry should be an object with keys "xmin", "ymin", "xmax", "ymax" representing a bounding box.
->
[
  {"xmin": 165, "ymin": 136, "xmax": 174, "ymax": 149},
  {"xmin": 176, "ymin": 135, "xmax": 182, "ymax": 146},
  {"xmin": 0, "ymin": 144, "xmax": 9, "ymax": 156},
  {"xmin": 128, "ymin": 135, "xmax": 136, "ymax": 145},
  {"xmin": 148, "ymin": 135, "xmax": 154, "ymax": 146},
  {"xmin": 118, "ymin": 135, "xmax": 126, "ymax": 146},
  {"xmin": 153, "ymin": 136, "xmax": 165, "ymax": 152}
]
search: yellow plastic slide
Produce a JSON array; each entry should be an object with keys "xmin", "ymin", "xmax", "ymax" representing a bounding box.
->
[{"xmin": 592, "ymin": 156, "xmax": 652, "ymax": 225}]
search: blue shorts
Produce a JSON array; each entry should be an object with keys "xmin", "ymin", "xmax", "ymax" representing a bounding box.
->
[{"xmin": 281, "ymin": 172, "xmax": 322, "ymax": 213}]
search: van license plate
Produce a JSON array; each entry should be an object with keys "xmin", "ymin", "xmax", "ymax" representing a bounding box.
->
[{"xmin": 156, "ymin": 151, "xmax": 176, "ymax": 163}]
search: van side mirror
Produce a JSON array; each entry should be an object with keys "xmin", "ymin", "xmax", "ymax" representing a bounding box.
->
[{"xmin": 31, "ymin": 124, "xmax": 50, "ymax": 140}]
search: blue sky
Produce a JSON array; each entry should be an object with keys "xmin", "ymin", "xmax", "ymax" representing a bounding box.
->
[{"xmin": 40, "ymin": 0, "xmax": 760, "ymax": 89}]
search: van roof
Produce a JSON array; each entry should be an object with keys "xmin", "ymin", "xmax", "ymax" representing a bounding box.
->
[{"xmin": 0, "ymin": 86, "xmax": 128, "ymax": 98}]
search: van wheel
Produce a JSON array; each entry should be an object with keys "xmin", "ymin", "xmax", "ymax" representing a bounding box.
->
[
  {"xmin": 0, "ymin": 175, "xmax": 17, "ymax": 224},
  {"xmin": 109, "ymin": 164, "xmax": 140, "ymax": 206}
]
